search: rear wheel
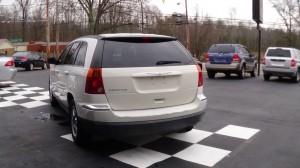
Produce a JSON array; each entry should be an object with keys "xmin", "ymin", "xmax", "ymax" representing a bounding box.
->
[
  {"xmin": 238, "ymin": 65, "xmax": 245, "ymax": 79},
  {"xmin": 42, "ymin": 62, "xmax": 47, "ymax": 69},
  {"xmin": 291, "ymin": 72, "xmax": 299, "ymax": 83},
  {"xmin": 70, "ymin": 99, "xmax": 92, "ymax": 146},
  {"xmin": 26, "ymin": 63, "xmax": 33, "ymax": 71},
  {"xmin": 264, "ymin": 74, "xmax": 271, "ymax": 81},
  {"xmin": 207, "ymin": 71, "xmax": 215, "ymax": 79},
  {"xmin": 250, "ymin": 64, "xmax": 257, "ymax": 77}
]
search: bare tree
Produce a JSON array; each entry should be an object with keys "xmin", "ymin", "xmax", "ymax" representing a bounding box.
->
[{"xmin": 15, "ymin": 0, "xmax": 31, "ymax": 41}]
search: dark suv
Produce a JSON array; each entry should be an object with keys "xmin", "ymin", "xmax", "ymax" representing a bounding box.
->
[{"xmin": 205, "ymin": 44, "xmax": 257, "ymax": 79}]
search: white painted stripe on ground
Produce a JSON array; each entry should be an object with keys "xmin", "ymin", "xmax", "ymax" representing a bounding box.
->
[
  {"xmin": 174, "ymin": 144, "xmax": 231, "ymax": 167},
  {"xmin": 216, "ymin": 125, "xmax": 260, "ymax": 140},
  {"xmin": 1, "ymin": 87, "xmax": 20, "ymax": 91},
  {"xmin": 38, "ymin": 91, "xmax": 49, "ymax": 95},
  {"xmin": 10, "ymin": 84, "xmax": 29, "ymax": 87},
  {"xmin": 30, "ymin": 95, "xmax": 49, "ymax": 101},
  {"xmin": 110, "ymin": 147, "xmax": 170, "ymax": 168},
  {"xmin": 3, "ymin": 95, "xmax": 27, "ymax": 101},
  {"xmin": 167, "ymin": 129, "xmax": 213, "ymax": 143},
  {"xmin": 14, "ymin": 90, "xmax": 36, "ymax": 95},
  {"xmin": 0, "ymin": 81, "xmax": 16, "ymax": 84},
  {"xmin": 61, "ymin": 134, "xmax": 73, "ymax": 142},
  {"xmin": 0, "ymin": 101, "xmax": 18, "ymax": 108},
  {"xmin": 23, "ymin": 87, "xmax": 44, "ymax": 91},
  {"xmin": 0, "ymin": 90, "xmax": 11, "ymax": 95},
  {"xmin": 20, "ymin": 101, "xmax": 48, "ymax": 108}
]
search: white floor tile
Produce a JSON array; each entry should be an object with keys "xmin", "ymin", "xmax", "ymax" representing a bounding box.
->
[
  {"xmin": 23, "ymin": 87, "xmax": 44, "ymax": 91},
  {"xmin": 167, "ymin": 129, "xmax": 213, "ymax": 143},
  {"xmin": 20, "ymin": 101, "xmax": 48, "ymax": 108},
  {"xmin": 3, "ymin": 95, "xmax": 27, "ymax": 101},
  {"xmin": 110, "ymin": 147, "xmax": 170, "ymax": 168},
  {"xmin": 0, "ymin": 101, "xmax": 17, "ymax": 108},
  {"xmin": 13, "ymin": 90, "xmax": 36, "ymax": 95},
  {"xmin": 61, "ymin": 134, "xmax": 73, "ymax": 142},
  {"xmin": 30, "ymin": 95, "xmax": 49, "ymax": 101},
  {"xmin": 174, "ymin": 144, "xmax": 231, "ymax": 167},
  {"xmin": 0, "ymin": 81, "xmax": 15, "ymax": 84},
  {"xmin": 216, "ymin": 125, "xmax": 260, "ymax": 140},
  {"xmin": 10, "ymin": 84, "xmax": 29, "ymax": 87},
  {"xmin": 0, "ymin": 90, "xmax": 11, "ymax": 95},
  {"xmin": 38, "ymin": 91, "xmax": 49, "ymax": 95}
]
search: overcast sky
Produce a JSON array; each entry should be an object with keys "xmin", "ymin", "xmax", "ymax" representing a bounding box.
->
[{"xmin": 150, "ymin": 0, "xmax": 281, "ymax": 28}]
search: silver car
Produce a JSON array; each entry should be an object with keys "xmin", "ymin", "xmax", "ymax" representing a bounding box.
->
[
  {"xmin": 263, "ymin": 47, "xmax": 300, "ymax": 82},
  {"xmin": 48, "ymin": 34, "xmax": 207, "ymax": 146},
  {"xmin": 0, "ymin": 53, "xmax": 17, "ymax": 82}
]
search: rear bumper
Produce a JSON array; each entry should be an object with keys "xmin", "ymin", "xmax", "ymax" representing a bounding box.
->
[
  {"xmin": 262, "ymin": 66, "xmax": 297, "ymax": 77},
  {"xmin": 78, "ymin": 111, "xmax": 205, "ymax": 137},
  {"xmin": 14, "ymin": 61, "xmax": 28, "ymax": 68},
  {"xmin": 205, "ymin": 63, "xmax": 240, "ymax": 72},
  {"xmin": 0, "ymin": 67, "xmax": 17, "ymax": 81}
]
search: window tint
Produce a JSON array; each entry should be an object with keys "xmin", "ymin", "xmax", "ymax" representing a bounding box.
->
[
  {"xmin": 64, "ymin": 42, "xmax": 80, "ymax": 64},
  {"xmin": 242, "ymin": 47, "xmax": 250, "ymax": 55},
  {"xmin": 74, "ymin": 42, "xmax": 87, "ymax": 66},
  {"xmin": 58, "ymin": 44, "xmax": 73, "ymax": 64},
  {"xmin": 102, "ymin": 40, "xmax": 194, "ymax": 68},
  {"xmin": 267, "ymin": 49, "xmax": 291, "ymax": 58},
  {"xmin": 208, "ymin": 45, "xmax": 235, "ymax": 53}
]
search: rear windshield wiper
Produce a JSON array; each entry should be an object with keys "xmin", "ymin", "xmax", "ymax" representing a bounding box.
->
[{"xmin": 156, "ymin": 60, "xmax": 182, "ymax": 65}]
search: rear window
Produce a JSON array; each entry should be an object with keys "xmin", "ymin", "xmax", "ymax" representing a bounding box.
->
[
  {"xmin": 208, "ymin": 45, "xmax": 235, "ymax": 53},
  {"xmin": 102, "ymin": 39, "xmax": 194, "ymax": 68},
  {"xmin": 266, "ymin": 49, "xmax": 291, "ymax": 57},
  {"xmin": 12, "ymin": 52, "xmax": 29, "ymax": 57}
]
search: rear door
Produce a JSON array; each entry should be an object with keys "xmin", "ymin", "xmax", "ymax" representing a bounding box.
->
[
  {"xmin": 101, "ymin": 38, "xmax": 198, "ymax": 111},
  {"xmin": 208, "ymin": 44, "xmax": 235, "ymax": 64},
  {"xmin": 265, "ymin": 48, "xmax": 292, "ymax": 69}
]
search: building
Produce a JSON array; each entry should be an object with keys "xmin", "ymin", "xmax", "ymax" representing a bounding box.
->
[{"xmin": 0, "ymin": 39, "xmax": 15, "ymax": 55}]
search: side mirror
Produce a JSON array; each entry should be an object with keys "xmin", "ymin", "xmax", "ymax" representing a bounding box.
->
[{"xmin": 48, "ymin": 58, "xmax": 57, "ymax": 65}]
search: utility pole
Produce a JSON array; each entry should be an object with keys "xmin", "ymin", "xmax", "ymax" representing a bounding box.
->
[
  {"xmin": 55, "ymin": 0, "xmax": 59, "ymax": 59},
  {"xmin": 46, "ymin": 0, "xmax": 50, "ymax": 60},
  {"xmin": 185, "ymin": 0, "xmax": 190, "ymax": 50}
]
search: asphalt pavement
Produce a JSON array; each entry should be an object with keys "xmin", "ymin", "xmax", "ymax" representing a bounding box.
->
[{"xmin": 0, "ymin": 68, "xmax": 299, "ymax": 168}]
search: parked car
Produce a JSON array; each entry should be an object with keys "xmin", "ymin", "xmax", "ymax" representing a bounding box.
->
[
  {"xmin": 12, "ymin": 51, "xmax": 47, "ymax": 71},
  {"xmin": 0, "ymin": 53, "xmax": 17, "ymax": 82},
  {"xmin": 205, "ymin": 44, "xmax": 257, "ymax": 79},
  {"xmin": 262, "ymin": 47, "xmax": 300, "ymax": 82},
  {"xmin": 48, "ymin": 33, "xmax": 207, "ymax": 145}
]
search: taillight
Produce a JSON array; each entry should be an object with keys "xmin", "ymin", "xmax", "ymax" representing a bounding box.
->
[
  {"xmin": 232, "ymin": 54, "xmax": 240, "ymax": 62},
  {"xmin": 291, "ymin": 59, "xmax": 296, "ymax": 67},
  {"xmin": 262, "ymin": 57, "xmax": 266, "ymax": 65},
  {"xmin": 205, "ymin": 54, "xmax": 210, "ymax": 62},
  {"xmin": 21, "ymin": 56, "xmax": 27, "ymax": 61},
  {"xmin": 196, "ymin": 65, "xmax": 203, "ymax": 87},
  {"xmin": 85, "ymin": 68, "xmax": 105, "ymax": 94},
  {"xmin": 5, "ymin": 60, "xmax": 14, "ymax": 66}
]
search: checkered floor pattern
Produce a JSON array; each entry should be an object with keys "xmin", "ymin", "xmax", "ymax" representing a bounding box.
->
[
  {"xmin": 0, "ymin": 81, "xmax": 49, "ymax": 108},
  {"xmin": 61, "ymin": 124, "xmax": 260, "ymax": 168}
]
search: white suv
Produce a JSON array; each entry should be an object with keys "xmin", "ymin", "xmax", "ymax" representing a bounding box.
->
[
  {"xmin": 263, "ymin": 47, "xmax": 300, "ymax": 82},
  {"xmin": 48, "ymin": 34, "xmax": 207, "ymax": 145}
]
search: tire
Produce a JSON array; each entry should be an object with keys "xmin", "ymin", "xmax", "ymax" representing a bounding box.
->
[
  {"xmin": 264, "ymin": 74, "xmax": 271, "ymax": 81},
  {"xmin": 238, "ymin": 65, "xmax": 245, "ymax": 79},
  {"xmin": 207, "ymin": 71, "xmax": 215, "ymax": 79},
  {"xmin": 26, "ymin": 63, "xmax": 33, "ymax": 71},
  {"xmin": 250, "ymin": 64, "xmax": 257, "ymax": 77},
  {"xmin": 70, "ymin": 99, "xmax": 92, "ymax": 146},
  {"xmin": 291, "ymin": 72, "xmax": 299, "ymax": 83},
  {"xmin": 42, "ymin": 62, "xmax": 47, "ymax": 69},
  {"xmin": 177, "ymin": 126, "xmax": 193, "ymax": 133}
]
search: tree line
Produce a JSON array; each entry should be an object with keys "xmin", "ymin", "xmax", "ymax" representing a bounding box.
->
[{"xmin": 0, "ymin": 0, "xmax": 300, "ymax": 59}]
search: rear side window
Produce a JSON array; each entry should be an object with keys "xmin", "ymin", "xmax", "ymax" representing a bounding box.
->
[
  {"xmin": 74, "ymin": 42, "xmax": 87, "ymax": 66},
  {"xmin": 102, "ymin": 39, "xmax": 194, "ymax": 68},
  {"xmin": 208, "ymin": 45, "xmax": 235, "ymax": 53},
  {"xmin": 266, "ymin": 49, "xmax": 291, "ymax": 58},
  {"xmin": 64, "ymin": 42, "xmax": 80, "ymax": 64}
]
